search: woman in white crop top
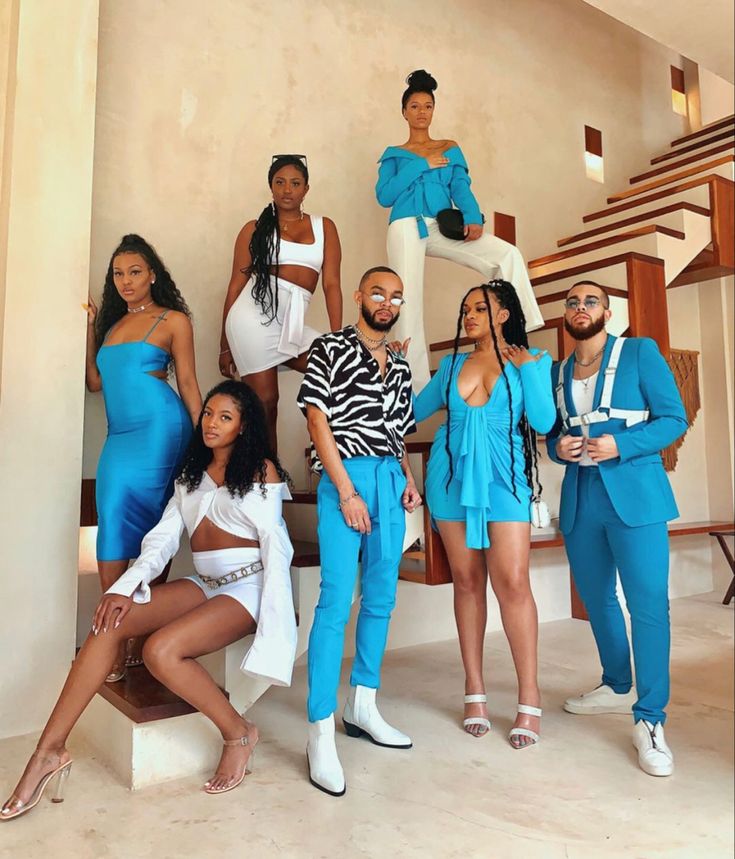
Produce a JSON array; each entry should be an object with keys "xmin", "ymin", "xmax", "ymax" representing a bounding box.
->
[
  {"xmin": 1, "ymin": 382, "xmax": 297, "ymax": 821},
  {"xmin": 220, "ymin": 155, "xmax": 342, "ymax": 451}
]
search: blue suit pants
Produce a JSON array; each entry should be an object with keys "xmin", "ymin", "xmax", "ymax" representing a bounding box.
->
[
  {"xmin": 307, "ymin": 457, "xmax": 407, "ymax": 722},
  {"xmin": 564, "ymin": 468, "xmax": 671, "ymax": 724}
]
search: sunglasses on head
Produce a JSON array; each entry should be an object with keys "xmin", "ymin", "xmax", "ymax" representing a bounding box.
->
[{"xmin": 272, "ymin": 153, "xmax": 308, "ymax": 167}]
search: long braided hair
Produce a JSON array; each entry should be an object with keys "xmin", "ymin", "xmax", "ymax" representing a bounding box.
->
[
  {"xmin": 247, "ymin": 155, "xmax": 309, "ymax": 323},
  {"xmin": 443, "ymin": 280, "xmax": 542, "ymax": 502},
  {"xmin": 95, "ymin": 233, "xmax": 191, "ymax": 350}
]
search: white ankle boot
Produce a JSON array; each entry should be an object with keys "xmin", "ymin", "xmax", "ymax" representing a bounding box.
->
[
  {"xmin": 342, "ymin": 685, "xmax": 412, "ymax": 749},
  {"xmin": 633, "ymin": 720, "xmax": 674, "ymax": 777},
  {"xmin": 306, "ymin": 715, "xmax": 345, "ymax": 796}
]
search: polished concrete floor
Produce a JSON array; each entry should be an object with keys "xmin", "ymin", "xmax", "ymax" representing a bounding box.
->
[{"xmin": 1, "ymin": 591, "xmax": 732, "ymax": 859}]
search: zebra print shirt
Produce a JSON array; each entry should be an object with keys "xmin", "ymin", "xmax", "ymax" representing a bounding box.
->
[{"xmin": 297, "ymin": 326, "xmax": 416, "ymax": 471}]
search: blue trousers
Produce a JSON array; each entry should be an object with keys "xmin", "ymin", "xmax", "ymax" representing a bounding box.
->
[
  {"xmin": 564, "ymin": 468, "xmax": 671, "ymax": 725},
  {"xmin": 307, "ymin": 457, "xmax": 407, "ymax": 722}
]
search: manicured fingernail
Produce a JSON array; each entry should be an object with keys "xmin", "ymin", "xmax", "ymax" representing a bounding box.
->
[
  {"xmin": 103, "ymin": 627, "xmax": 107, "ymax": 633},
  {"xmin": 114, "ymin": 620, "xmax": 120, "ymax": 629}
]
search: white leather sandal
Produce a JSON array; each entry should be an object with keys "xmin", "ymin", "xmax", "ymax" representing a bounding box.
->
[
  {"xmin": 508, "ymin": 704, "xmax": 542, "ymax": 748},
  {"xmin": 463, "ymin": 694, "xmax": 492, "ymax": 736}
]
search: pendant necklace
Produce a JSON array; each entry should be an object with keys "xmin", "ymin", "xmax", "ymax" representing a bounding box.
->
[{"xmin": 127, "ymin": 301, "xmax": 153, "ymax": 314}]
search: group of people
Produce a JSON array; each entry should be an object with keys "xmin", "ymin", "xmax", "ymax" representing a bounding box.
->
[{"xmin": 1, "ymin": 69, "xmax": 688, "ymax": 821}]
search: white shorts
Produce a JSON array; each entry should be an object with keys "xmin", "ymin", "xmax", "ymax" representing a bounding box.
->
[{"xmin": 187, "ymin": 547, "xmax": 264, "ymax": 622}]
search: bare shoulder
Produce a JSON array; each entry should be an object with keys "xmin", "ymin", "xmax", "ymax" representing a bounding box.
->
[
  {"xmin": 322, "ymin": 216, "xmax": 339, "ymax": 235},
  {"xmin": 235, "ymin": 220, "xmax": 257, "ymax": 244},
  {"xmin": 164, "ymin": 309, "xmax": 193, "ymax": 332},
  {"xmin": 262, "ymin": 459, "xmax": 281, "ymax": 484},
  {"xmin": 442, "ymin": 139, "xmax": 459, "ymax": 149}
]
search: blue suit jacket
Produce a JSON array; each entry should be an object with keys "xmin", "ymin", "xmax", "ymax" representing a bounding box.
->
[{"xmin": 546, "ymin": 336, "xmax": 688, "ymax": 533}]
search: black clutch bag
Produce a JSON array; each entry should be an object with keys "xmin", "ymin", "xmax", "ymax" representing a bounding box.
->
[{"xmin": 436, "ymin": 208, "xmax": 485, "ymax": 240}]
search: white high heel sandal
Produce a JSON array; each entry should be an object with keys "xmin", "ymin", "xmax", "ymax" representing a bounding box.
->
[
  {"xmin": 463, "ymin": 694, "xmax": 492, "ymax": 736},
  {"xmin": 508, "ymin": 704, "xmax": 542, "ymax": 748}
]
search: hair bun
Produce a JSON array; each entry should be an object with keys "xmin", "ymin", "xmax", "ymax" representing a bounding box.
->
[
  {"xmin": 405, "ymin": 69, "xmax": 437, "ymax": 92},
  {"xmin": 120, "ymin": 233, "xmax": 145, "ymax": 244}
]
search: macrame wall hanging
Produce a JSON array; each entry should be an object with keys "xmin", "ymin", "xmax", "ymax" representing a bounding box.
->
[{"xmin": 663, "ymin": 348, "xmax": 701, "ymax": 472}]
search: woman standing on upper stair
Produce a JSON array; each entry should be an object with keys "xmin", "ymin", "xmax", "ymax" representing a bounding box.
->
[
  {"xmin": 376, "ymin": 69, "xmax": 543, "ymax": 390},
  {"xmin": 220, "ymin": 155, "xmax": 342, "ymax": 452}
]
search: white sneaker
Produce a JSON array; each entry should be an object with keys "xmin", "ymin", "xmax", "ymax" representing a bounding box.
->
[
  {"xmin": 633, "ymin": 720, "xmax": 674, "ymax": 777},
  {"xmin": 306, "ymin": 715, "xmax": 345, "ymax": 796},
  {"xmin": 564, "ymin": 684, "xmax": 636, "ymax": 715},
  {"xmin": 342, "ymin": 685, "xmax": 412, "ymax": 749}
]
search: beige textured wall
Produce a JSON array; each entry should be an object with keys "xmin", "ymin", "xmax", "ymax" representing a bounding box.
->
[
  {"xmin": 0, "ymin": 0, "xmax": 99, "ymax": 738},
  {"xmin": 82, "ymin": 0, "xmax": 688, "ymax": 490}
]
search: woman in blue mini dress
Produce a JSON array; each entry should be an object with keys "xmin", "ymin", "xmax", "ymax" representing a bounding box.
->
[
  {"xmin": 414, "ymin": 280, "xmax": 555, "ymax": 748},
  {"xmin": 84, "ymin": 234, "xmax": 202, "ymax": 679}
]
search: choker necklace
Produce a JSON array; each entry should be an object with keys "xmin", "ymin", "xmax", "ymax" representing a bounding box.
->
[
  {"xmin": 575, "ymin": 340, "xmax": 606, "ymax": 367},
  {"xmin": 354, "ymin": 325, "xmax": 387, "ymax": 351},
  {"xmin": 127, "ymin": 301, "xmax": 153, "ymax": 314}
]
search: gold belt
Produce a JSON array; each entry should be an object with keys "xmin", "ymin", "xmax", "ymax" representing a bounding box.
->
[{"xmin": 197, "ymin": 560, "xmax": 264, "ymax": 591}]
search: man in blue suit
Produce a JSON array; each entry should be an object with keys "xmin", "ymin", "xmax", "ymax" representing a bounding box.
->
[{"xmin": 546, "ymin": 280, "xmax": 687, "ymax": 777}]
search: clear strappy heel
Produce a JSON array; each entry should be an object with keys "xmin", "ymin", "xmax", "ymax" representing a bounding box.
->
[
  {"xmin": 1, "ymin": 755, "xmax": 73, "ymax": 821},
  {"xmin": 203, "ymin": 735, "xmax": 257, "ymax": 795}
]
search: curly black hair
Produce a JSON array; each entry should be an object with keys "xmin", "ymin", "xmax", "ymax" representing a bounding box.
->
[
  {"xmin": 94, "ymin": 234, "xmax": 191, "ymax": 349},
  {"xmin": 177, "ymin": 380, "xmax": 291, "ymax": 498},
  {"xmin": 401, "ymin": 69, "xmax": 438, "ymax": 110},
  {"xmin": 247, "ymin": 155, "xmax": 310, "ymax": 323},
  {"xmin": 444, "ymin": 280, "xmax": 542, "ymax": 502}
]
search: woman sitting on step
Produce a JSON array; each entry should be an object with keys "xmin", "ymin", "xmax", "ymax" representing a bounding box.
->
[
  {"xmin": 412, "ymin": 281, "xmax": 555, "ymax": 748},
  {"xmin": 1, "ymin": 381, "xmax": 297, "ymax": 821}
]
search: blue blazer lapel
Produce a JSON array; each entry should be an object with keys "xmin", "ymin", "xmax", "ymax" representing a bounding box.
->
[{"xmin": 591, "ymin": 335, "xmax": 617, "ymax": 410}]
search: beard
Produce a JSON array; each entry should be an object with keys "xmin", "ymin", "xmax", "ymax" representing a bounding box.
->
[
  {"xmin": 360, "ymin": 303, "xmax": 399, "ymax": 332},
  {"xmin": 564, "ymin": 314, "xmax": 606, "ymax": 341}
]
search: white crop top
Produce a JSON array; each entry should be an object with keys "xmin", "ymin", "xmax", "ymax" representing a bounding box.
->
[{"xmin": 276, "ymin": 214, "xmax": 324, "ymax": 272}]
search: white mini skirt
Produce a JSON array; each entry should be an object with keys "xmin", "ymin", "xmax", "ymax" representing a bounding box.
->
[
  {"xmin": 187, "ymin": 547, "xmax": 264, "ymax": 622},
  {"xmin": 225, "ymin": 275, "xmax": 320, "ymax": 375}
]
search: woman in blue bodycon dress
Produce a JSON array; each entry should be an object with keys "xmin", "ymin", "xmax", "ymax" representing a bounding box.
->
[
  {"xmin": 413, "ymin": 280, "xmax": 555, "ymax": 748},
  {"xmin": 84, "ymin": 234, "xmax": 202, "ymax": 680}
]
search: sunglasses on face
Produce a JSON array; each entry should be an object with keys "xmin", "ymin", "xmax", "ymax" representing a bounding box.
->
[
  {"xmin": 565, "ymin": 296, "xmax": 604, "ymax": 311},
  {"xmin": 368, "ymin": 292, "xmax": 405, "ymax": 307},
  {"xmin": 272, "ymin": 153, "xmax": 308, "ymax": 167}
]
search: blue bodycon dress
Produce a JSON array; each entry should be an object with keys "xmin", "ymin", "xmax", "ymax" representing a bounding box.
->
[
  {"xmin": 414, "ymin": 350, "xmax": 555, "ymax": 549},
  {"xmin": 95, "ymin": 312, "xmax": 192, "ymax": 561}
]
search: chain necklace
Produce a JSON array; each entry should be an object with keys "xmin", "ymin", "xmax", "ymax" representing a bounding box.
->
[
  {"xmin": 354, "ymin": 325, "xmax": 387, "ymax": 351},
  {"xmin": 279, "ymin": 212, "xmax": 304, "ymax": 233},
  {"xmin": 575, "ymin": 339, "xmax": 607, "ymax": 367},
  {"xmin": 127, "ymin": 301, "xmax": 153, "ymax": 314}
]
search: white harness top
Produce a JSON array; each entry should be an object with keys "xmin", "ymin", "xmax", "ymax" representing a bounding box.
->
[{"xmin": 556, "ymin": 337, "xmax": 650, "ymax": 432}]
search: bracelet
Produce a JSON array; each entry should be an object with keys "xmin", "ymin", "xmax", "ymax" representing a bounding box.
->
[{"xmin": 338, "ymin": 490, "xmax": 360, "ymax": 509}]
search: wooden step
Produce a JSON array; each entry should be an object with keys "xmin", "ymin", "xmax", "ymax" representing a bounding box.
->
[
  {"xmin": 97, "ymin": 663, "xmax": 206, "ymax": 723},
  {"xmin": 286, "ymin": 490, "xmax": 317, "ymax": 504},
  {"xmin": 557, "ymin": 202, "xmax": 710, "ymax": 248},
  {"xmin": 292, "ymin": 539, "xmax": 320, "ymax": 567},
  {"xmin": 529, "ymin": 224, "xmax": 684, "ymax": 269},
  {"xmin": 632, "ymin": 141, "xmax": 734, "ymax": 184},
  {"xmin": 607, "ymin": 156, "xmax": 733, "ymax": 204},
  {"xmin": 583, "ymin": 173, "xmax": 725, "ymax": 223},
  {"xmin": 530, "ymin": 250, "xmax": 662, "ymax": 288},
  {"xmin": 671, "ymin": 114, "xmax": 734, "ymax": 147},
  {"xmin": 651, "ymin": 128, "xmax": 734, "ymax": 165}
]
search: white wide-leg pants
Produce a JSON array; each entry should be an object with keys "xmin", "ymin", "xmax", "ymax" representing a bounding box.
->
[{"xmin": 387, "ymin": 216, "xmax": 543, "ymax": 390}]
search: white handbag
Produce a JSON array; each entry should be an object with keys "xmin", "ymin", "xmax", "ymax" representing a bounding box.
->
[{"xmin": 530, "ymin": 498, "xmax": 551, "ymax": 529}]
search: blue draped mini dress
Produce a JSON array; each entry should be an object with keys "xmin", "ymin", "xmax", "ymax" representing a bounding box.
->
[{"xmin": 414, "ymin": 350, "xmax": 555, "ymax": 549}]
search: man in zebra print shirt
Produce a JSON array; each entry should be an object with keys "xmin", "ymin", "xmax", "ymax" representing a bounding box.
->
[{"xmin": 298, "ymin": 265, "xmax": 422, "ymax": 797}]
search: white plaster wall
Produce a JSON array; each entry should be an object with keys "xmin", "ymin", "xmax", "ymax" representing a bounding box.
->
[{"xmin": 0, "ymin": 0, "xmax": 99, "ymax": 738}]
